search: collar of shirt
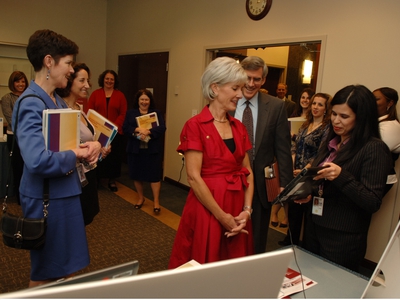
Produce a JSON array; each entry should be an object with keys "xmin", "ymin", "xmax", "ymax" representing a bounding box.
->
[
  {"xmin": 235, "ymin": 94, "xmax": 258, "ymax": 122},
  {"xmin": 325, "ymin": 136, "xmax": 350, "ymax": 163},
  {"xmin": 378, "ymin": 114, "xmax": 389, "ymax": 122}
]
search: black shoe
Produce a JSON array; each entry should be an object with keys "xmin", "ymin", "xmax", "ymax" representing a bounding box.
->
[
  {"xmin": 134, "ymin": 199, "xmax": 145, "ymax": 209},
  {"xmin": 270, "ymin": 221, "xmax": 279, "ymax": 227},
  {"xmin": 108, "ymin": 182, "xmax": 118, "ymax": 192},
  {"xmin": 153, "ymin": 207, "xmax": 161, "ymax": 214}
]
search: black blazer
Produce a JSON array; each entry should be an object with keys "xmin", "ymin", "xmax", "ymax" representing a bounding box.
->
[
  {"xmin": 123, "ymin": 108, "xmax": 166, "ymax": 154},
  {"xmin": 312, "ymin": 138, "xmax": 392, "ymax": 233}
]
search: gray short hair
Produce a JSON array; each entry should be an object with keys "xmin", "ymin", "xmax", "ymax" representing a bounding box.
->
[
  {"xmin": 241, "ymin": 56, "xmax": 268, "ymax": 78},
  {"xmin": 201, "ymin": 57, "xmax": 247, "ymax": 100}
]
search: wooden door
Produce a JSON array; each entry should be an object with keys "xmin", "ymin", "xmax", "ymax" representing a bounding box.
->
[
  {"xmin": 118, "ymin": 52, "xmax": 169, "ymax": 113},
  {"xmin": 118, "ymin": 52, "xmax": 169, "ymax": 166}
]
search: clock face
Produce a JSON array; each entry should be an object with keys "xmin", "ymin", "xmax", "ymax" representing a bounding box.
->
[{"xmin": 246, "ymin": 0, "xmax": 273, "ymax": 20}]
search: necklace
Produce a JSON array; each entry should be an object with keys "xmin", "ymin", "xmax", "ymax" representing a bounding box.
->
[
  {"xmin": 64, "ymin": 100, "xmax": 80, "ymax": 110},
  {"xmin": 213, "ymin": 118, "xmax": 228, "ymax": 123},
  {"xmin": 309, "ymin": 121, "xmax": 322, "ymax": 132},
  {"xmin": 68, "ymin": 103, "xmax": 80, "ymax": 110}
]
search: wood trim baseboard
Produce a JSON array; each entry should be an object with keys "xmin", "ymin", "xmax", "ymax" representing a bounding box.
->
[{"xmin": 164, "ymin": 176, "xmax": 190, "ymax": 191}]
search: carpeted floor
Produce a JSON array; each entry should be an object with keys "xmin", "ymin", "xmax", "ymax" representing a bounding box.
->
[{"xmin": 0, "ymin": 187, "xmax": 176, "ymax": 294}]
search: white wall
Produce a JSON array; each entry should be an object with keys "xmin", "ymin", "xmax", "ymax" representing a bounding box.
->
[
  {"xmin": 106, "ymin": 0, "xmax": 400, "ymax": 187},
  {"xmin": 0, "ymin": 0, "xmax": 107, "ymax": 86}
]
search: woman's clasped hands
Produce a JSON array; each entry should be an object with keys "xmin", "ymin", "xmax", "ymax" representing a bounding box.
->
[{"xmin": 222, "ymin": 211, "xmax": 250, "ymax": 238}]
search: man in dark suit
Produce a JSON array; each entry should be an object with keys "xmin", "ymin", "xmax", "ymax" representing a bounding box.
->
[
  {"xmin": 277, "ymin": 83, "xmax": 296, "ymax": 117},
  {"xmin": 234, "ymin": 56, "xmax": 293, "ymax": 254}
]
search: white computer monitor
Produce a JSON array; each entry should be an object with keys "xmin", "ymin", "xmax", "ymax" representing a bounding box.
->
[
  {"xmin": 29, "ymin": 260, "xmax": 139, "ymax": 291},
  {"xmin": 361, "ymin": 220, "xmax": 400, "ymax": 298},
  {"xmin": 1, "ymin": 248, "xmax": 293, "ymax": 298}
]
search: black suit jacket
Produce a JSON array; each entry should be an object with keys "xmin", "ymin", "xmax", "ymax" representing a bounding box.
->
[
  {"xmin": 311, "ymin": 138, "xmax": 392, "ymax": 233},
  {"xmin": 233, "ymin": 92, "xmax": 293, "ymax": 208},
  {"xmin": 283, "ymin": 98, "xmax": 296, "ymax": 118}
]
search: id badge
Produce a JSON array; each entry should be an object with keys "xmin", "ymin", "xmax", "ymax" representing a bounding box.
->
[
  {"xmin": 77, "ymin": 163, "xmax": 88, "ymax": 187},
  {"xmin": 312, "ymin": 196, "xmax": 324, "ymax": 216}
]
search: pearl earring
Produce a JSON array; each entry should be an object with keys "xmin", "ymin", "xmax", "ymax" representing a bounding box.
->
[{"xmin": 46, "ymin": 69, "xmax": 50, "ymax": 80}]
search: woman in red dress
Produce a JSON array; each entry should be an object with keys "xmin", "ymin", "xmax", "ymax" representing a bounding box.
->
[{"xmin": 168, "ymin": 57, "xmax": 254, "ymax": 268}]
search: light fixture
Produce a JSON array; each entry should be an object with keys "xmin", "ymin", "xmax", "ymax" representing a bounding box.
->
[{"xmin": 302, "ymin": 59, "xmax": 313, "ymax": 84}]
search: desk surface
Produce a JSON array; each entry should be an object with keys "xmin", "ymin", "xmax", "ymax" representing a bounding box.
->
[{"xmin": 289, "ymin": 246, "xmax": 368, "ymax": 298}]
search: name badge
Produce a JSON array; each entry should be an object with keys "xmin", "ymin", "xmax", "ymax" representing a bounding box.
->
[
  {"xmin": 77, "ymin": 163, "xmax": 88, "ymax": 187},
  {"xmin": 312, "ymin": 196, "xmax": 324, "ymax": 216}
]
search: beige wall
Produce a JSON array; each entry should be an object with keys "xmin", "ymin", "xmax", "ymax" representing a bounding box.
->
[
  {"xmin": 0, "ymin": 0, "xmax": 107, "ymax": 86},
  {"xmin": 106, "ymin": 0, "xmax": 400, "ymax": 188},
  {"xmin": 2, "ymin": 0, "xmax": 400, "ymax": 263}
]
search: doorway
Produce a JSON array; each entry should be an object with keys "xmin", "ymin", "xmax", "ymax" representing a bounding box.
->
[
  {"xmin": 118, "ymin": 52, "xmax": 169, "ymax": 166},
  {"xmin": 208, "ymin": 39, "xmax": 323, "ymax": 104},
  {"xmin": 118, "ymin": 52, "xmax": 169, "ymax": 113}
]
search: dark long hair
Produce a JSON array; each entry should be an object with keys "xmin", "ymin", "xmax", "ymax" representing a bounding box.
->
[
  {"xmin": 293, "ymin": 88, "xmax": 315, "ymax": 117},
  {"xmin": 98, "ymin": 70, "xmax": 119, "ymax": 89},
  {"xmin": 312, "ymin": 85, "xmax": 380, "ymax": 166},
  {"xmin": 133, "ymin": 89, "xmax": 156, "ymax": 110},
  {"xmin": 373, "ymin": 87, "xmax": 399, "ymax": 122}
]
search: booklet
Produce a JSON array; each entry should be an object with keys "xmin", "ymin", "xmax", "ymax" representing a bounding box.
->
[
  {"xmin": 87, "ymin": 109, "xmax": 118, "ymax": 148},
  {"xmin": 136, "ymin": 112, "xmax": 159, "ymax": 129},
  {"xmin": 279, "ymin": 268, "xmax": 318, "ymax": 298},
  {"xmin": 42, "ymin": 109, "xmax": 80, "ymax": 152}
]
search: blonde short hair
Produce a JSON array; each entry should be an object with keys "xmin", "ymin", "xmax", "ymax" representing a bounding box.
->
[{"xmin": 201, "ymin": 57, "xmax": 247, "ymax": 100}]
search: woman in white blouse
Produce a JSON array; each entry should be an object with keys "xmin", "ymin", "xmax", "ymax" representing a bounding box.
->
[{"xmin": 373, "ymin": 87, "xmax": 400, "ymax": 193}]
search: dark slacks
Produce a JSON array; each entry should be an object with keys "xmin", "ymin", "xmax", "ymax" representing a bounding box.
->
[
  {"xmin": 252, "ymin": 178, "xmax": 272, "ymax": 254},
  {"xmin": 303, "ymin": 221, "xmax": 367, "ymax": 272}
]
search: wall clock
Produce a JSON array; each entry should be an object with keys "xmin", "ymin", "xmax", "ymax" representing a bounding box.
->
[{"xmin": 246, "ymin": 0, "xmax": 273, "ymax": 21}]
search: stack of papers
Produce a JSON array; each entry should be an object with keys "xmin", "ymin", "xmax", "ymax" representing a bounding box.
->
[{"xmin": 279, "ymin": 268, "xmax": 317, "ymax": 298}]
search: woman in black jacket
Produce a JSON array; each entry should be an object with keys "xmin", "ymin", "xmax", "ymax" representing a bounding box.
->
[
  {"xmin": 299, "ymin": 85, "xmax": 392, "ymax": 272},
  {"xmin": 123, "ymin": 89, "xmax": 166, "ymax": 213}
]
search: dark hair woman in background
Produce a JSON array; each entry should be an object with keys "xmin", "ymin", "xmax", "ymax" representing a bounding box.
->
[
  {"xmin": 87, "ymin": 69, "xmax": 127, "ymax": 192},
  {"xmin": 123, "ymin": 89, "xmax": 166, "ymax": 213},
  {"xmin": 291, "ymin": 87, "xmax": 315, "ymax": 118},
  {"xmin": 57, "ymin": 63, "xmax": 109, "ymax": 225},
  {"xmin": 373, "ymin": 87, "xmax": 400, "ymax": 194},
  {"xmin": 279, "ymin": 92, "xmax": 331, "ymax": 247},
  {"xmin": 1, "ymin": 71, "xmax": 28, "ymax": 204}
]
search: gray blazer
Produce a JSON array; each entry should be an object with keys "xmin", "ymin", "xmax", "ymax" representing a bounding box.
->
[
  {"xmin": 253, "ymin": 92, "xmax": 293, "ymax": 208},
  {"xmin": 232, "ymin": 92, "xmax": 293, "ymax": 208}
]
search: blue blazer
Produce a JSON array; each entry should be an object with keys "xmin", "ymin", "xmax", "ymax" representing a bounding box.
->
[{"xmin": 12, "ymin": 80, "xmax": 81, "ymax": 199}]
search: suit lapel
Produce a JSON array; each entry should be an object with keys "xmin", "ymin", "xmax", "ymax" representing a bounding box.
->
[{"xmin": 255, "ymin": 93, "xmax": 270, "ymax": 156}]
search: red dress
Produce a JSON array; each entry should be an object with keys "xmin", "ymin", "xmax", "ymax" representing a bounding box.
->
[{"xmin": 168, "ymin": 106, "xmax": 254, "ymax": 269}]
